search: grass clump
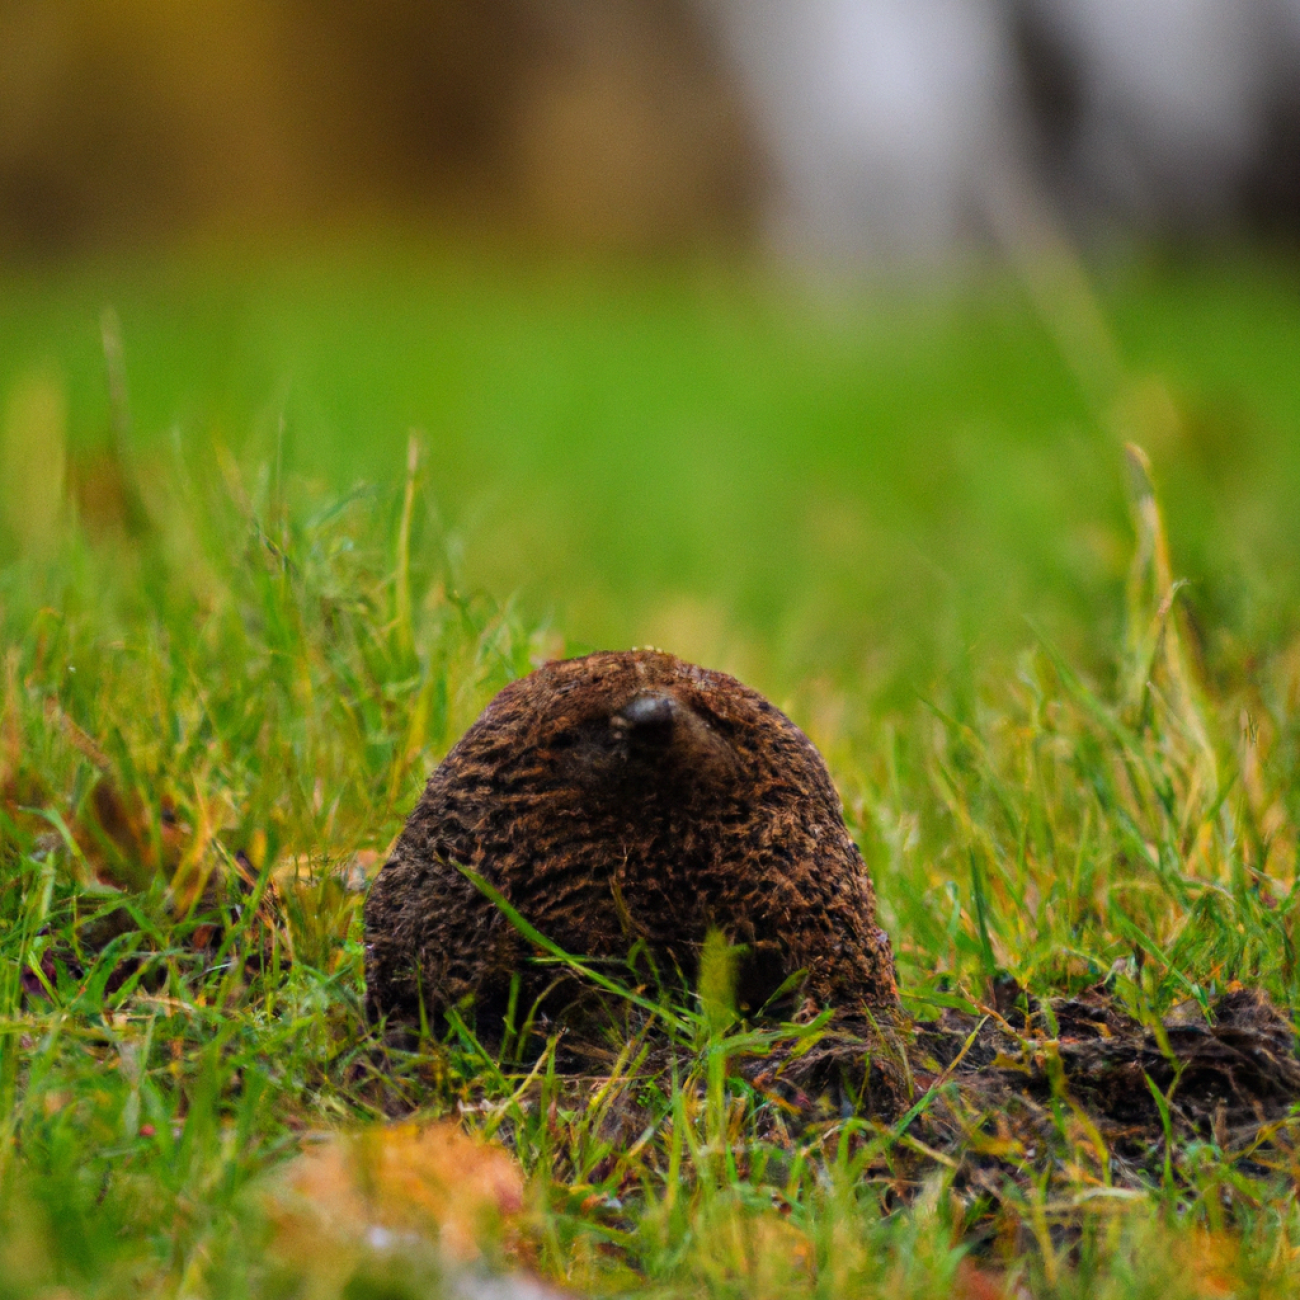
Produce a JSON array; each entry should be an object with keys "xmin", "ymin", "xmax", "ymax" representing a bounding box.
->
[
  {"xmin": 2, "ymin": 286, "xmax": 1300, "ymax": 1295},
  {"xmin": 0, "ymin": 441, "xmax": 543, "ymax": 1295}
]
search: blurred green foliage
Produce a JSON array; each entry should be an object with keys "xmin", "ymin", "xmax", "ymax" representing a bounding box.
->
[{"xmin": 2, "ymin": 244, "xmax": 1298, "ymax": 710}]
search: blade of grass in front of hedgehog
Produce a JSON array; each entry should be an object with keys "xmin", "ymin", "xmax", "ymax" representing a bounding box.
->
[
  {"xmin": 455, "ymin": 862, "xmax": 694, "ymax": 1036},
  {"xmin": 697, "ymin": 929, "xmax": 738, "ymax": 1039}
]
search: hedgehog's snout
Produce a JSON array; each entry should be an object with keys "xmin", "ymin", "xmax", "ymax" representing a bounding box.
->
[
  {"xmin": 612, "ymin": 691, "xmax": 679, "ymax": 752},
  {"xmin": 607, "ymin": 689, "xmax": 737, "ymax": 788}
]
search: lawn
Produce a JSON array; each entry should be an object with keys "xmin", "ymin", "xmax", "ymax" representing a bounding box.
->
[{"xmin": 2, "ymin": 239, "xmax": 1300, "ymax": 1298}]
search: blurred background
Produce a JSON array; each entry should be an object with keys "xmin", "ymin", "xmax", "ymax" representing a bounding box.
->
[
  {"xmin": 3, "ymin": 0, "xmax": 1300, "ymax": 258},
  {"xmin": 2, "ymin": 0, "xmax": 1299, "ymax": 710}
]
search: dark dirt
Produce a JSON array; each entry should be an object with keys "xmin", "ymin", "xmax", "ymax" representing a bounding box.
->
[
  {"xmin": 910, "ymin": 985, "xmax": 1300, "ymax": 1186},
  {"xmin": 499, "ymin": 983, "xmax": 1300, "ymax": 1229}
]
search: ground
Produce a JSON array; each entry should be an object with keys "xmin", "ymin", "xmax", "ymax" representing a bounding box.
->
[{"xmin": 2, "ymin": 240, "xmax": 1300, "ymax": 1298}]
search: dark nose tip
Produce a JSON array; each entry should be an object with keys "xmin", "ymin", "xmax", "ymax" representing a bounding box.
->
[{"xmin": 616, "ymin": 691, "xmax": 678, "ymax": 745}]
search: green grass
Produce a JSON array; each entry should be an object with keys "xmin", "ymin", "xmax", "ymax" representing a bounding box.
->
[
  {"xmin": 3, "ymin": 240, "xmax": 1300, "ymax": 1298},
  {"xmin": 5, "ymin": 242, "xmax": 1300, "ymax": 702}
]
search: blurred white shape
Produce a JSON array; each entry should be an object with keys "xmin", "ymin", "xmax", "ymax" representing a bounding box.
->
[
  {"xmin": 702, "ymin": 0, "xmax": 1300, "ymax": 262},
  {"xmin": 1034, "ymin": 0, "xmax": 1269, "ymax": 222},
  {"xmin": 1279, "ymin": 0, "xmax": 1300, "ymax": 40},
  {"xmin": 705, "ymin": 0, "xmax": 1020, "ymax": 263}
]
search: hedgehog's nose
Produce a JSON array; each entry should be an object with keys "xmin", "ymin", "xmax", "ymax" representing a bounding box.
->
[{"xmin": 614, "ymin": 692, "xmax": 678, "ymax": 749}]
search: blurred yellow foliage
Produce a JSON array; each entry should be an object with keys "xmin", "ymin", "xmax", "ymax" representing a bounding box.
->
[
  {"xmin": 0, "ymin": 367, "xmax": 66, "ymax": 558},
  {"xmin": 0, "ymin": 0, "xmax": 753, "ymax": 254}
]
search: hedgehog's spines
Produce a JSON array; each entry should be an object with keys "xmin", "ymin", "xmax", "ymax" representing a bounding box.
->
[{"xmin": 364, "ymin": 649, "xmax": 899, "ymax": 1039}]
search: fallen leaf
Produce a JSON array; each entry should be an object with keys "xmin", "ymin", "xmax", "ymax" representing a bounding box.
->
[
  {"xmin": 270, "ymin": 1121, "xmax": 529, "ymax": 1268},
  {"xmin": 955, "ymin": 1258, "xmax": 1008, "ymax": 1300}
]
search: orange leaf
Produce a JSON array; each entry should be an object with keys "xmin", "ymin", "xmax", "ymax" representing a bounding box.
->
[{"xmin": 271, "ymin": 1121, "xmax": 529, "ymax": 1268}]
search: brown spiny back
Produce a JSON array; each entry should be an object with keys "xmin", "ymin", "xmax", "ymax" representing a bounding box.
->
[{"xmin": 364, "ymin": 650, "xmax": 897, "ymax": 1036}]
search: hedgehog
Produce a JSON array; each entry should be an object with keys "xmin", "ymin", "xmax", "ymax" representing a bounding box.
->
[{"xmin": 364, "ymin": 650, "xmax": 898, "ymax": 1041}]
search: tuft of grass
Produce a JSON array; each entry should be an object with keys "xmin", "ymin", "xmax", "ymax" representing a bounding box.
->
[
  {"xmin": 2, "ymin": 424, "xmax": 1300, "ymax": 1299},
  {"xmin": 3, "ymin": 247, "xmax": 1300, "ymax": 1298}
]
